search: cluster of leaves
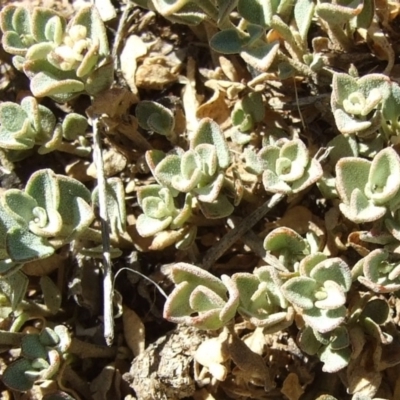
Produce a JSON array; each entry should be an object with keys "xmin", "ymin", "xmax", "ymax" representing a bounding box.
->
[
  {"xmin": 135, "ymin": 106, "xmax": 236, "ymax": 248},
  {"xmin": 134, "ymin": 73, "xmax": 400, "ymax": 381},
  {"xmin": 0, "ymin": 4, "xmax": 113, "ymax": 102},
  {"xmin": 135, "ymin": 98, "xmax": 326, "ymax": 250},
  {"xmin": 0, "ymin": 96, "xmax": 88, "ymax": 155},
  {"xmin": 0, "ymin": 5, "xmax": 128, "ymax": 395},
  {"xmin": 2, "ymin": 325, "xmax": 70, "ymax": 392},
  {"xmin": 0, "ymin": 169, "xmax": 94, "ymax": 275},
  {"xmin": 0, "ymin": 168, "xmax": 98, "ymax": 315},
  {"xmin": 164, "ymin": 227, "xmax": 397, "ymax": 375},
  {"xmin": 4, "ymin": 0, "xmax": 400, "ymax": 399},
  {"xmin": 130, "ymin": 0, "xmax": 374, "ymax": 78}
]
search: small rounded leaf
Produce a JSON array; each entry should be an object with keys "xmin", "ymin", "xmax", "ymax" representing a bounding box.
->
[
  {"xmin": 3, "ymin": 359, "xmax": 35, "ymax": 391},
  {"xmin": 210, "ymin": 29, "xmax": 248, "ymax": 54}
]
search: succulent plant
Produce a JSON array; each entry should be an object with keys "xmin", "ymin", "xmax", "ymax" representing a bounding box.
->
[
  {"xmin": 263, "ymin": 227, "xmax": 311, "ymax": 272},
  {"xmin": 315, "ymin": 1, "xmax": 374, "ymax": 51},
  {"xmin": 0, "ymin": 96, "xmax": 87, "ymax": 153},
  {"xmin": 146, "ymin": 118, "xmax": 234, "ymax": 219},
  {"xmin": 245, "ymin": 138, "xmax": 323, "ymax": 195},
  {"xmin": 2, "ymin": 325, "xmax": 69, "ymax": 391},
  {"xmin": 298, "ymin": 325, "xmax": 351, "ymax": 373},
  {"xmin": 348, "ymin": 295, "xmax": 393, "ymax": 345},
  {"xmin": 231, "ymin": 92, "xmax": 265, "ymax": 133},
  {"xmin": 0, "ymin": 169, "xmax": 94, "ymax": 274},
  {"xmin": 163, "ymin": 263, "xmax": 239, "ymax": 330},
  {"xmin": 136, "ymin": 100, "xmax": 175, "ymax": 137},
  {"xmin": 335, "ymin": 147, "xmax": 400, "ymax": 223},
  {"xmin": 281, "ymin": 253, "xmax": 352, "ymax": 333},
  {"xmin": 355, "ymin": 249, "xmax": 400, "ymax": 293},
  {"xmin": 136, "ymin": 184, "xmax": 194, "ymax": 241},
  {"xmin": 331, "ymin": 72, "xmax": 389, "ymax": 137},
  {"xmin": 2, "ymin": 323, "xmax": 116, "ymax": 392},
  {"xmin": 232, "ymin": 265, "xmax": 294, "ymax": 333},
  {"xmin": 130, "ymin": 0, "xmax": 318, "ymax": 75},
  {"xmin": 0, "ymin": 5, "xmax": 113, "ymax": 102}
]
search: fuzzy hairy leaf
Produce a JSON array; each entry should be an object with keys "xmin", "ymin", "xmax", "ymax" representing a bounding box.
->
[
  {"xmin": 210, "ymin": 28, "xmax": 247, "ymax": 54},
  {"xmin": 191, "ymin": 118, "xmax": 231, "ymax": 169},
  {"xmin": 2, "ymin": 359, "xmax": 35, "ymax": 391},
  {"xmin": 6, "ymin": 226, "xmax": 54, "ymax": 263},
  {"xmin": 281, "ymin": 277, "xmax": 317, "ymax": 310},
  {"xmin": 136, "ymin": 101, "xmax": 175, "ymax": 136}
]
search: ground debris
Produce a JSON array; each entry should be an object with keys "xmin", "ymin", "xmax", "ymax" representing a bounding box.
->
[{"xmin": 123, "ymin": 325, "xmax": 212, "ymax": 400}]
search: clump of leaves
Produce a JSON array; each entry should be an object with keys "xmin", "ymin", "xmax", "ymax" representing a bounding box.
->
[
  {"xmin": 335, "ymin": 147, "xmax": 400, "ymax": 223},
  {"xmin": 331, "ymin": 73, "xmax": 389, "ymax": 137},
  {"xmin": 263, "ymin": 226, "xmax": 311, "ymax": 271},
  {"xmin": 231, "ymin": 92, "xmax": 265, "ymax": 144},
  {"xmin": 2, "ymin": 324, "xmax": 116, "ymax": 392},
  {"xmin": 145, "ymin": 117, "xmax": 234, "ymax": 219},
  {"xmin": 354, "ymin": 249, "xmax": 400, "ymax": 293},
  {"xmin": 245, "ymin": 138, "xmax": 323, "ymax": 195},
  {"xmin": 298, "ymin": 325, "xmax": 351, "ymax": 373},
  {"xmin": 0, "ymin": 168, "xmax": 94, "ymax": 276},
  {"xmin": 232, "ymin": 266, "xmax": 294, "ymax": 333},
  {"xmin": 136, "ymin": 100, "xmax": 175, "ymax": 137},
  {"xmin": 2, "ymin": 326, "xmax": 69, "ymax": 391},
  {"xmin": 331, "ymin": 72, "xmax": 400, "ymax": 142},
  {"xmin": 0, "ymin": 5, "xmax": 113, "ymax": 102},
  {"xmin": 0, "ymin": 96, "xmax": 87, "ymax": 153},
  {"xmin": 281, "ymin": 253, "xmax": 352, "ymax": 333},
  {"xmin": 163, "ymin": 263, "xmax": 239, "ymax": 330},
  {"xmin": 135, "ymin": 184, "xmax": 196, "ymax": 249}
]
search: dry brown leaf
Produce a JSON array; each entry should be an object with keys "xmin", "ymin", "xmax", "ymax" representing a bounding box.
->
[
  {"xmin": 90, "ymin": 364, "xmax": 121, "ymax": 400},
  {"xmin": 87, "ymin": 88, "xmax": 137, "ymax": 119},
  {"xmin": 242, "ymin": 327, "xmax": 265, "ymax": 356},
  {"xmin": 281, "ymin": 373, "xmax": 304, "ymax": 400},
  {"xmin": 65, "ymin": 159, "xmax": 93, "ymax": 182},
  {"xmin": 347, "ymin": 344, "xmax": 382, "ymax": 397},
  {"xmin": 196, "ymin": 87, "xmax": 230, "ymax": 127},
  {"xmin": 123, "ymin": 305, "xmax": 145, "ymax": 357},
  {"xmin": 87, "ymin": 149, "xmax": 127, "ymax": 178},
  {"xmin": 22, "ymin": 253, "xmax": 67, "ymax": 276},
  {"xmin": 219, "ymin": 56, "xmax": 239, "ymax": 82},
  {"xmin": 180, "ymin": 57, "xmax": 202, "ymax": 135},
  {"xmin": 120, "ymin": 35, "xmax": 148, "ymax": 95},
  {"xmin": 228, "ymin": 332, "xmax": 273, "ymax": 389}
]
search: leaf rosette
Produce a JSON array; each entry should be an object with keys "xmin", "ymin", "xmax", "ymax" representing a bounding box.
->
[
  {"xmin": 335, "ymin": 147, "xmax": 400, "ymax": 223},
  {"xmin": 232, "ymin": 265, "xmax": 294, "ymax": 333},
  {"xmin": 0, "ymin": 169, "xmax": 94, "ymax": 273},
  {"xmin": 281, "ymin": 253, "xmax": 352, "ymax": 333},
  {"xmin": 163, "ymin": 263, "xmax": 240, "ymax": 330},
  {"xmin": 245, "ymin": 138, "xmax": 323, "ymax": 195},
  {"xmin": 331, "ymin": 73, "xmax": 390, "ymax": 137},
  {"xmin": 0, "ymin": 5, "xmax": 113, "ymax": 102},
  {"xmin": 151, "ymin": 118, "xmax": 234, "ymax": 218}
]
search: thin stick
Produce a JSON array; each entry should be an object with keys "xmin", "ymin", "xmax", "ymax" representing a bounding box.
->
[
  {"xmin": 92, "ymin": 117, "xmax": 114, "ymax": 346},
  {"xmin": 202, "ymin": 193, "xmax": 284, "ymax": 270},
  {"xmin": 114, "ymin": 267, "xmax": 168, "ymax": 299}
]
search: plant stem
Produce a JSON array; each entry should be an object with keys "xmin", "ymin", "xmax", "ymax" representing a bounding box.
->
[
  {"xmin": 202, "ymin": 193, "xmax": 284, "ymax": 269},
  {"xmin": 92, "ymin": 116, "xmax": 114, "ymax": 346},
  {"xmin": 0, "ymin": 330, "xmax": 24, "ymax": 346},
  {"xmin": 197, "ymin": 0, "xmax": 219, "ymax": 21}
]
